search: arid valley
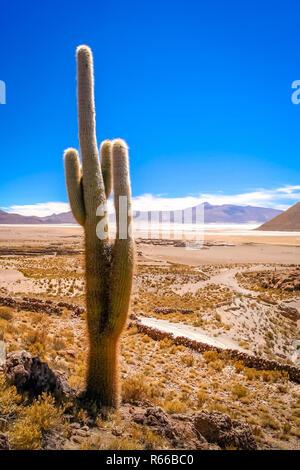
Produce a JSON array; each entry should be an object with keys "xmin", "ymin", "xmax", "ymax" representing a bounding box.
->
[{"xmin": 0, "ymin": 225, "xmax": 299, "ymax": 450}]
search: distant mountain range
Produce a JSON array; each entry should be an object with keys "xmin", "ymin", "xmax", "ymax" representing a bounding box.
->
[
  {"xmin": 0, "ymin": 210, "xmax": 75, "ymax": 225},
  {"xmin": 0, "ymin": 203, "xmax": 282, "ymax": 225},
  {"xmin": 130, "ymin": 203, "xmax": 282, "ymax": 224},
  {"xmin": 257, "ymin": 201, "xmax": 300, "ymax": 231}
]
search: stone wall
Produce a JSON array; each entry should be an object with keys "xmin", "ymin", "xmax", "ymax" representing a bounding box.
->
[{"xmin": 130, "ymin": 319, "xmax": 300, "ymax": 383}]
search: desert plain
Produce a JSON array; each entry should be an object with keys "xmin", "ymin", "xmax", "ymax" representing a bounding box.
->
[{"xmin": 0, "ymin": 224, "xmax": 299, "ymax": 450}]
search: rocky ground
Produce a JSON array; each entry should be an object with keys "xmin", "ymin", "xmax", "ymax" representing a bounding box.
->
[
  {"xmin": 239, "ymin": 268, "xmax": 300, "ymax": 293},
  {"xmin": 0, "ymin": 236, "xmax": 299, "ymax": 450}
]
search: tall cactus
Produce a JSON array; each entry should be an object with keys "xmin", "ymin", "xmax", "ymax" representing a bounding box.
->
[{"xmin": 64, "ymin": 45, "xmax": 135, "ymax": 408}]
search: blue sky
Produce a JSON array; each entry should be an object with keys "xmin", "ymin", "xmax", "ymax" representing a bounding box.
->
[{"xmin": 0, "ymin": 0, "xmax": 300, "ymax": 215}]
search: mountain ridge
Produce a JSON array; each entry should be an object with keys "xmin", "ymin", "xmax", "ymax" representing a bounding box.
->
[
  {"xmin": 257, "ymin": 201, "xmax": 300, "ymax": 231},
  {"xmin": 0, "ymin": 203, "xmax": 282, "ymax": 225}
]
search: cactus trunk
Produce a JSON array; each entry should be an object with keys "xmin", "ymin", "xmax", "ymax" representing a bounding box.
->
[
  {"xmin": 64, "ymin": 45, "xmax": 135, "ymax": 408},
  {"xmin": 87, "ymin": 337, "xmax": 119, "ymax": 407}
]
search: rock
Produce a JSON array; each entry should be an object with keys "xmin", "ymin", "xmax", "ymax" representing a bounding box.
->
[
  {"xmin": 41, "ymin": 431, "xmax": 64, "ymax": 450},
  {"xmin": 0, "ymin": 296, "xmax": 85, "ymax": 318},
  {"xmin": 4, "ymin": 350, "xmax": 72, "ymax": 398},
  {"xmin": 72, "ymin": 435, "xmax": 84, "ymax": 444},
  {"xmin": 256, "ymin": 269, "xmax": 300, "ymax": 293},
  {"xmin": 172, "ymin": 417, "xmax": 208, "ymax": 449},
  {"xmin": 75, "ymin": 429, "xmax": 89, "ymax": 437},
  {"xmin": 166, "ymin": 413, "xmax": 189, "ymax": 422},
  {"xmin": 129, "ymin": 313, "xmax": 139, "ymax": 321},
  {"xmin": 278, "ymin": 305, "xmax": 300, "ymax": 322},
  {"xmin": 64, "ymin": 350, "xmax": 77, "ymax": 359},
  {"xmin": 143, "ymin": 407, "xmax": 170, "ymax": 428},
  {"xmin": 153, "ymin": 307, "xmax": 194, "ymax": 315},
  {"xmin": 132, "ymin": 412, "xmax": 144, "ymax": 424},
  {"xmin": 135, "ymin": 406, "xmax": 181, "ymax": 439},
  {"xmin": 283, "ymin": 284, "xmax": 294, "ymax": 292},
  {"xmin": 112, "ymin": 426, "xmax": 123, "ymax": 436},
  {"xmin": 193, "ymin": 410, "xmax": 257, "ymax": 450},
  {"xmin": 132, "ymin": 406, "xmax": 207, "ymax": 449},
  {"xmin": 0, "ymin": 433, "xmax": 10, "ymax": 450}
]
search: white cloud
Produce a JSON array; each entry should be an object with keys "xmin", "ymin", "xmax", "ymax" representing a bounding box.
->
[
  {"xmin": 130, "ymin": 185, "xmax": 300, "ymax": 212},
  {"xmin": 131, "ymin": 194, "xmax": 202, "ymax": 212},
  {"xmin": 2, "ymin": 202, "xmax": 70, "ymax": 217},
  {"xmin": 2, "ymin": 185, "xmax": 300, "ymax": 216},
  {"xmin": 195, "ymin": 186, "xmax": 300, "ymax": 210}
]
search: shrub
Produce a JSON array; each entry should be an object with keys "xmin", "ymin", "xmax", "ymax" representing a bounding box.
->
[
  {"xmin": 208, "ymin": 359, "xmax": 224, "ymax": 371},
  {"xmin": 122, "ymin": 374, "xmax": 161, "ymax": 403},
  {"xmin": 159, "ymin": 338, "xmax": 174, "ymax": 350},
  {"xmin": 10, "ymin": 393, "xmax": 64, "ymax": 450},
  {"xmin": 163, "ymin": 399, "xmax": 187, "ymax": 414},
  {"xmin": 130, "ymin": 425, "xmax": 167, "ymax": 450},
  {"xmin": 260, "ymin": 413, "xmax": 280, "ymax": 430},
  {"xmin": 245, "ymin": 368, "xmax": 260, "ymax": 380},
  {"xmin": 0, "ymin": 376, "xmax": 21, "ymax": 420},
  {"xmin": 10, "ymin": 419, "xmax": 42, "ymax": 450},
  {"xmin": 28, "ymin": 342, "xmax": 46, "ymax": 358},
  {"xmin": 232, "ymin": 383, "xmax": 248, "ymax": 399},
  {"xmin": 197, "ymin": 390, "xmax": 209, "ymax": 407},
  {"xmin": 52, "ymin": 336, "xmax": 67, "ymax": 351},
  {"xmin": 0, "ymin": 307, "xmax": 14, "ymax": 321},
  {"xmin": 202, "ymin": 350, "xmax": 219, "ymax": 363},
  {"xmin": 261, "ymin": 370, "xmax": 288, "ymax": 383},
  {"xmin": 25, "ymin": 326, "xmax": 48, "ymax": 349},
  {"xmin": 180, "ymin": 353, "xmax": 194, "ymax": 367},
  {"xmin": 95, "ymin": 435, "xmax": 143, "ymax": 450},
  {"xmin": 234, "ymin": 360, "xmax": 245, "ymax": 373}
]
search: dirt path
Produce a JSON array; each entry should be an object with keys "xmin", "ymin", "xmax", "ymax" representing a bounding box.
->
[
  {"xmin": 176, "ymin": 265, "xmax": 290, "ymax": 296},
  {"xmin": 138, "ymin": 315, "xmax": 252, "ymax": 354},
  {"xmin": 0, "ymin": 269, "xmax": 24, "ymax": 283}
]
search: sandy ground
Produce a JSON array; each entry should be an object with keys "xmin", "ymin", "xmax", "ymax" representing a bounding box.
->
[
  {"xmin": 0, "ymin": 225, "xmax": 83, "ymax": 246},
  {"xmin": 0, "ymin": 224, "xmax": 299, "ymax": 264},
  {"xmin": 0, "ymin": 224, "xmax": 299, "ymax": 244},
  {"xmin": 140, "ymin": 244, "xmax": 300, "ymax": 265},
  {"xmin": 0, "ymin": 224, "xmax": 299, "ymax": 364}
]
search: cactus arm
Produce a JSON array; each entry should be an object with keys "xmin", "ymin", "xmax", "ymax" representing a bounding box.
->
[
  {"xmin": 76, "ymin": 45, "xmax": 106, "ymax": 215},
  {"xmin": 63, "ymin": 148, "xmax": 86, "ymax": 226},
  {"xmin": 112, "ymin": 139, "xmax": 131, "ymax": 240},
  {"xmin": 100, "ymin": 140, "xmax": 113, "ymax": 199},
  {"xmin": 108, "ymin": 139, "xmax": 135, "ymax": 336}
]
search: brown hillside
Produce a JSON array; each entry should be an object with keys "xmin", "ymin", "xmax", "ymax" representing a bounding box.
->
[{"xmin": 257, "ymin": 201, "xmax": 300, "ymax": 231}]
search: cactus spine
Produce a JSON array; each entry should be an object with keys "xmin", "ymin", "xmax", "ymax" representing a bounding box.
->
[{"xmin": 64, "ymin": 45, "xmax": 135, "ymax": 408}]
